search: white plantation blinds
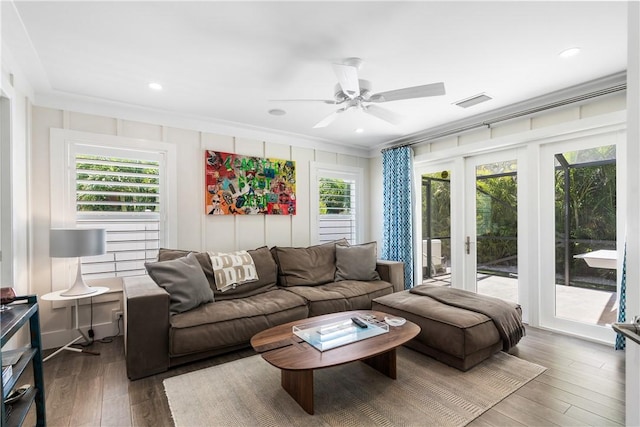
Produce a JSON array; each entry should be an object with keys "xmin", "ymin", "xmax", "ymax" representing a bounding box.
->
[
  {"xmin": 75, "ymin": 151, "xmax": 163, "ymax": 279},
  {"xmin": 317, "ymin": 174, "xmax": 358, "ymax": 245}
]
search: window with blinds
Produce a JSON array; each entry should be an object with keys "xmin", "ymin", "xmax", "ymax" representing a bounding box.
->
[
  {"xmin": 75, "ymin": 153, "xmax": 162, "ymax": 279},
  {"xmin": 318, "ymin": 176, "xmax": 357, "ymax": 244}
]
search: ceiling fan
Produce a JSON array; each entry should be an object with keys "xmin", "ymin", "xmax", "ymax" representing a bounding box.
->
[{"xmin": 272, "ymin": 58, "xmax": 446, "ymax": 129}]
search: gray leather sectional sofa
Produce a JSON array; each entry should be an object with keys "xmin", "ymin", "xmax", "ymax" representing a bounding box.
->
[{"xmin": 123, "ymin": 242, "xmax": 404, "ymax": 380}]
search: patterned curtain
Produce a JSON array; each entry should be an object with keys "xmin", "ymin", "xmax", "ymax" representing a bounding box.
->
[
  {"xmin": 615, "ymin": 245, "xmax": 626, "ymax": 350},
  {"xmin": 382, "ymin": 146, "xmax": 414, "ymax": 289}
]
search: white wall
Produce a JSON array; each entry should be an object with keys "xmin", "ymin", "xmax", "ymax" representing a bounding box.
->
[
  {"xmin": 30, "ymin": 106, "xmax": 372, "ymax": 348},
  {"xmin": 1, "ymin": 32, "xmax": 34, "ymax": 349},
  {"xmin": 625, "ymin": 2, "xmax": 640, "ymax": 424}
]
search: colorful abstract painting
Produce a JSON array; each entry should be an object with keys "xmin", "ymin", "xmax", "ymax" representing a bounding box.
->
[{"xmin": 205, "ymin": 151, "xmax": 296, "ymax": 215}]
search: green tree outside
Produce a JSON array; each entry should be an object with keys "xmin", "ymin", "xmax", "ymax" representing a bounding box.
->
[{"xmin": 76, "ymin": 155, "xmax": 159, "ymax": 213}]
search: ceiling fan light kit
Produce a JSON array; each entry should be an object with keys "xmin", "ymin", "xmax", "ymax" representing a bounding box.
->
[{"xmin": 271, "ymin": 58, "xmax": 446, "ymax": 129}]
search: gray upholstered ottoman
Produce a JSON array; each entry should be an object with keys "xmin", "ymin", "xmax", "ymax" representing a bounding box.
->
[{"xmin": 372, "ymin": 286, "xmax": 523, "ymax": 371}]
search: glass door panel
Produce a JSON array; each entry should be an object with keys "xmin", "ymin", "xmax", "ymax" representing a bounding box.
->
[
  {"xmin": 474, "ymin": 160, "xmax": 518, "ymax": 303},
  {"xmin": 421, "ymin": 171, "xmax": 451, "ymax": 286},
  {"xmin": 540, "ymin": 136, "xmax": 618, "ymax": 343},
  {"xmin": 553, "ymin": 145, "xmax": 617, "ymax": 326}
]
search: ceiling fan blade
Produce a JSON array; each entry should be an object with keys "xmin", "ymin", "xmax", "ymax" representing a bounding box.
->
[
  {"xmin": 313, "ymin": 109, "xmax": 344, "ymax": 128},
  {"xmin": 269, "ymin": 99, "xmax": 338, "ymax": 104},
  {"xmin": 364, "ymin": 104, "xmax": 404, "ymax": 126},
  {"xmin": 369, "ymin": 82, "xmax": 446, "ymax": 103},
  {"xmin": 332, "ymin": 63, "xmax": 360, "ymax": 99}
]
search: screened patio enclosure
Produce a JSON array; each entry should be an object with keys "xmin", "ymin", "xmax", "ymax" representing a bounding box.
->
[{"xmin": 421, "ymin": 145, "xmax": 617, "ymax": 326}]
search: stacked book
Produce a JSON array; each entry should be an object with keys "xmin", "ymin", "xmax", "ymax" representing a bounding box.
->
[{"xmin": 2, "ymin": 349, "xmax": 25, "ymax": 388}]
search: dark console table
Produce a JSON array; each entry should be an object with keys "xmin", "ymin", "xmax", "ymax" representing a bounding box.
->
[{"xmin": 1, "ymin": 295, "xmax": 46, "ymax": 426}]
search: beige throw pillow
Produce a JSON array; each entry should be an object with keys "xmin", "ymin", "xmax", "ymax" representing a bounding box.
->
[{"xmin": 208, "ymin": 250, "xmax": 259, "ymax": 292}]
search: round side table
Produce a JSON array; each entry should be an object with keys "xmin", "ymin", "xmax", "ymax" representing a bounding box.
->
[{"xmin": 41, "ymin": 287, "xmax": 109, "ymax": 361}]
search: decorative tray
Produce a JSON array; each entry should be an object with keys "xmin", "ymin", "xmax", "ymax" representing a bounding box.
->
[{"xmin": 293, "ymin": 317, "xmax": 389, "ymax": 351}]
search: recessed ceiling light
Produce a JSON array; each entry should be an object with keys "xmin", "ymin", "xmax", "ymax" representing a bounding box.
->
[
  {"xmin": 148, "ymin": 82, "xmax": 163, "ymax": 91},
  {"xmin": 268, "ymin": 109, "xmax": 286, "ymax": 116},
  {"xmin": 559, "ymin": 47, "xmax": 581, "ymax": 58},
  {"xmin": 355, "ymin": 128, "xmax": 364, "ymax": 133}
]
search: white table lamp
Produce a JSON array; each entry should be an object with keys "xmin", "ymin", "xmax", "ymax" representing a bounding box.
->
[{"xmin": 50, "ymin": 228, "xmax": 106, "ymax": 296}]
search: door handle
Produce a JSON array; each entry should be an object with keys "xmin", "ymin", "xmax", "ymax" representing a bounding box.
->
[{"xmin": 465, "ymin": 236, "xmax": 471, "ymax": 254}]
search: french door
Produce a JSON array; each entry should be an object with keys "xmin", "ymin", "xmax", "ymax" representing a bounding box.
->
[
  {"xmin": 414, "ymin": 160, "xmax": 462, "ymax": 289},
  {"xmin": 539, "ymin": 136, "xmax": 618, "ymax": 342},
  {"xmin": 464, "ymin": 150, "xmax": 522, "ymax": 307}
]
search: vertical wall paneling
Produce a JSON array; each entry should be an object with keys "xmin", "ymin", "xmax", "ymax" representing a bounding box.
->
[
  {"xmin": 458, "ymin": 127, "xmax": 491, "ymax": 146},
  {"xmin": 337, "ymin": 153, "xmax": 359, "ymax": 167},
  {"xmin": 201, "ymin": 133, "xmax": 235, "ymax": 252},
  {"xmin": 580, "ymin": 93, "xmax": 626, "ymax": 119},
  {"xmin": 264, "ymin": 141, "xmax": 293, "ymax": 247},
  {"xmin": 315, "ymin": 150, "xmax": 337, "ymax": 164},
  {"xmin": 62, "ymin": 110, "xmax": 69, "ymax": 129},
  {"xmin": 165, "ymin": 127, "xmax": 201, "ymax": 250},
  {"xmin": 291, "ymin": 146, "xmax": 315, "ymax": 246},
  {"xmin": 31, "ymin": 107, "xmax": 62, "ymax": 298},
  {"xmin": 161, "ymin": 126, "xmax": 168, "ymax": 143},
  {"xmin": 428, "ymin": 136, "xmax": 458, "ymax": 153},
  {"xmin": 357, "ymin": 155, "xmax": 371, "ymax": 244},
  {"xmin": 489, "ymin": 118, "xmax": 531, "ymax": 139},
  {"xmin": 531, "ymin": 107, "xmax": 580, "ymax": 129},
  {"xmin": 68, "ymin": 111, "xmax": 117, "ymax": 135},
  {"xmin": 369, "ymin": 156, "xmax": 383, "ymax": 248},
  {"xmin": 8, "ymin": 90, "xmax": 29, "ymax": 298},
  {"xmin": 121, "ymin": 119, "xmax": 163, "ymax": 141},
  {"xmin": 625, "ymin": 2, "xmax": 640, "ymax": 424}
]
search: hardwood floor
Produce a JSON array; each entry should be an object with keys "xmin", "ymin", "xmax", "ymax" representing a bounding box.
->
[{"xmin": 22, "ymin": 326, "xmax": 625, "ymax": 426}]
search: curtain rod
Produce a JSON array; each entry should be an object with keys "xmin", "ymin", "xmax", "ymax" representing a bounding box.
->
[{"xmin": 382, "ymin": 82, "xmax": 627, "ymax": 152}]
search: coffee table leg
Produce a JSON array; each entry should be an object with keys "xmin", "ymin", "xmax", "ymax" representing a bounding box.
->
[
  {"xmin": 362, "ymin": 348, "xmax": 397, "ymax": 379},
  {"xmin": 281, "ymin": 369, "xmax": 314, "ymax": 415}
]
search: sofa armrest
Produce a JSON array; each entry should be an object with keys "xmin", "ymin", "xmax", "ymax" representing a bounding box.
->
[
  {"xmin": 123, "ymin": 275, "xmax": 171, "ymax": 380},
  {"xmin": 376, "ymin": 260, "xmax": 405, "ymax": 292}
]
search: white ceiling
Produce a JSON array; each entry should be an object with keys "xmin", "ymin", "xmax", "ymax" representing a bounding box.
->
[{"xmin": 3, "ymin": 1, "xmax": 628, "ymax": 152}]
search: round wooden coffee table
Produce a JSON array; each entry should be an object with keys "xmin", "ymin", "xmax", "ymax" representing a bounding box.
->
[{"xmin": 250, "ymin": 310, "xmax": 420, "ymax": 414}]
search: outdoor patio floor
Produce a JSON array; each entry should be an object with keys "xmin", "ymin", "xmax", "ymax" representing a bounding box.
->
[{"xmin": 422, "ymin": 273, "xmax": 618, "ymax": 326}]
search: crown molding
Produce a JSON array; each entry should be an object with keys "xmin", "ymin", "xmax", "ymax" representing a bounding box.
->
[
  {"xmin": 33, "ymin": 90, "xmax": 371, "ymax": 158},
  {"xmin": 369, "ymin": 71, "xmax": 627, "ymax": 156}
]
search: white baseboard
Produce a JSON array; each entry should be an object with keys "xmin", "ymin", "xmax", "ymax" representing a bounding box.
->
[{"xmin": 41, "ymin": 319, "xmax": 123, "ymax": 350}]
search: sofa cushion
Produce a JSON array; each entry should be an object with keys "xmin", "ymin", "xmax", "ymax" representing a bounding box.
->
[
  {"xmin": 168, "ymin": 289, "xmax": 308, "ymax": 356},
  {"xmin": 158, "ymin": 246, "xmax": 278, "ymax": 300},
  {"xmin": 335, "ymin": 242, "xmax": 381, "ymax": 281},
  {"xmin": 271, "ymin": 240, "xmax": 345, "ymax": 287},
  {"xmin": 145, "ymin": 253, "xmax": 214, "ymax": 315},
  {"xmin": 284, "ymin": 280, "xmax": 393, "ymax": 317}
]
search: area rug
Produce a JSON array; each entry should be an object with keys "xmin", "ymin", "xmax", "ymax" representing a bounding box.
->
[{"xmin": 163, "ymin": 346, "xmax": 546, "ymax": 427}]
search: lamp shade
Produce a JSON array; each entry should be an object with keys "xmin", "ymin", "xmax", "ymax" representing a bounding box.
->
[{"xmin": 50, "ymin": 228, "xmax": 107, "ymax": 258}]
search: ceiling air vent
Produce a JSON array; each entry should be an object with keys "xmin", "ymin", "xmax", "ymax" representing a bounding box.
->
[{"xmin": 454, "ymin": 93, "xmax": 493, "ymax": 108}]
